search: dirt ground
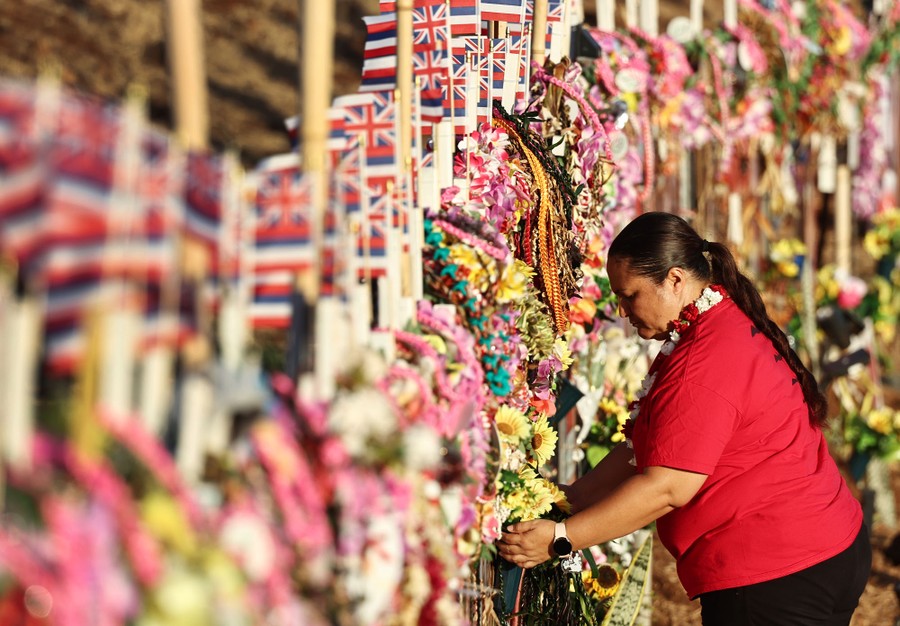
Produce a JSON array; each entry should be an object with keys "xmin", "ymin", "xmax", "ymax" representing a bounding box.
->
[{"xmin": 650, "ymin": 471, "xmax": 900, "ymax": 626}]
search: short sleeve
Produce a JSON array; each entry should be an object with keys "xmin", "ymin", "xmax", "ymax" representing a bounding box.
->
[{"xmin": 641, "ymin": 380, "xmax": 738, "ymax": 475}]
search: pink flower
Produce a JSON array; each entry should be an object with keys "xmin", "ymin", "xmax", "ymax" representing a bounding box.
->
[{"xmin": 837, "ymin": 274, "xmax": 867, "ymax": 309}]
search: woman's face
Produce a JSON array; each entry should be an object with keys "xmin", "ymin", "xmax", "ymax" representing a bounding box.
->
[{"xmin": 607, "ymin": 256, "xmax": 684, "ymax": 341}]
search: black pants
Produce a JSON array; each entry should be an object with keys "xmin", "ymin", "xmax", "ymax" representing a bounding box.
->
[{"xmin": 699, "ymin": 524, "xmax": 872, "ymax": 625}]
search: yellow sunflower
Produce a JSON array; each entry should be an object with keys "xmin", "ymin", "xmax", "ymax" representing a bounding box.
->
[
  {"xmin": 494, "ymin": 405, "xmax": 530, "ymax": 443},
  {"xmin": 530, "ymin": 414, "xmax": 558, "ymax": 467}
]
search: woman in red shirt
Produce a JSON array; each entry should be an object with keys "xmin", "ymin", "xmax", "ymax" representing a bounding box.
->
[{"xmin": 499, "ymin": 212, "xmax": 870, "ymax": 624}]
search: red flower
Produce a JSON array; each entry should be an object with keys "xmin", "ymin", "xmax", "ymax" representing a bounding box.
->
[{"xmin": 622, "ymin": 418, "xmax": 635, "ymax": 440}]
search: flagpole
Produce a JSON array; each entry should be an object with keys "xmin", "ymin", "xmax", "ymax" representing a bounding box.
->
[
  {"xmin": 532, "ymin": 0, "xmax": 548, "ymax": 66},
  {"xmin": 411, "ymin": 78, "xmax": 425, "ymax": 302}
]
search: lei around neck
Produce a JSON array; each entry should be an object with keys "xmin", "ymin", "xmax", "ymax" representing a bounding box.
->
[{"xmin": 622, "ymin": 284, "xmax": 727, "ymax": 464}]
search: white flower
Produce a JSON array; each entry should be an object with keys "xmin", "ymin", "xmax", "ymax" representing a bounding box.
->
[
  {"xmin": 402, "ymin": 425, "xmax": 443, "ymax": 471},
  {"xmin": 328, "ymin": 388, "xmax": 397, "ymax": 458}
]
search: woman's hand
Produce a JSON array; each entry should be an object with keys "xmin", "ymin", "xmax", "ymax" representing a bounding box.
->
[{"xmin": 497, "ymin": 518, "xmax": 556, "ymax": 569}]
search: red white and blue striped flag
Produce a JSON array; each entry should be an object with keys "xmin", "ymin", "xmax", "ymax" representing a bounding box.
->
[
  {"xmin": 0, "ymin": 82, "xmax": 45, "ymax": 272},
  {"xmin": 251, "ymin": 153, "xmax": 314, "ymax": 274},
  {"xmin": 480, "ymin": 0, "xmax": 526, "ymax": 23},
  {"xmin": 448, "ymin": 0, "xmax": 480, "ymax": 36}
]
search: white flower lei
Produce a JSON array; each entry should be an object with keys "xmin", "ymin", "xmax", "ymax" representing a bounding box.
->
[{"xmin": 625, "ymin": 286, "xmax": 726, "ymax": 465}]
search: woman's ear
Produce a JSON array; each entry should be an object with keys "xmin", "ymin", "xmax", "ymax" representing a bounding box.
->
[{"xmin": 666, "ymin": 266, "xmax": 687, "ymax": 294}]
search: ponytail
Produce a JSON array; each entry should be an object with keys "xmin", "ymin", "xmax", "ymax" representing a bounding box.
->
[{"xmin": 706, "ymin": 242, "xmax": 828, "ymax": 426}]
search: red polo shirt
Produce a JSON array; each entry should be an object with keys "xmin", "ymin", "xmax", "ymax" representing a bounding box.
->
[{"xmin": 631, "ymin": 298, "xmax": 862, "ymax": 598}]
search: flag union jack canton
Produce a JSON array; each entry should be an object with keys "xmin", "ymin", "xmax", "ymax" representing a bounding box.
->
[{"xmin": 252, "ymin": 155, "xmax": 314, "ymax": 274}]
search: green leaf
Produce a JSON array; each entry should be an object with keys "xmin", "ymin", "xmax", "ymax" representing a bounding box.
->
[
  {"xmin": 587, "ymin": 445, "xmax": 611, "ymax": 468},
  {"xmin": 601, "ymin": 532, "xmax": 652, "ymax": 626}
]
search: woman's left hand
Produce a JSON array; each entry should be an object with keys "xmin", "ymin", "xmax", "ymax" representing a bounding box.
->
[{"xmin": 497, "ymin": 518, "xmax": 556, "ymax": 569}]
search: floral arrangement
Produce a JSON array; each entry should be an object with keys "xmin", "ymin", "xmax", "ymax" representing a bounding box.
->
[
  {"xmin": 843, "ymin": 404, "xmax": 900, "ymax": 462},
  {"xmin": 768, "ymin": 237, "xmax": 807, "ymax": 279},
  {"xmin": 863, "ymin": 206, "xmax": 900, "ymax": 263}
]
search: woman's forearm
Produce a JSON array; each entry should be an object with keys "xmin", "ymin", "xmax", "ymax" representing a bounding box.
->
[{"xmin": 566, "ymin": 465, "xmax": 707, "ymax": 552}]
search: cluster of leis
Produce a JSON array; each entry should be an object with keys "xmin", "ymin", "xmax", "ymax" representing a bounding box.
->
[
  {"xmin": 419, "ymin": 206, "xmax": 570, "ymax": 558},
  {"xmin": 488, "ymin": 101, "xmax": 583, "ymax": 335},
  {"xmin": 622, "ymin": 286, "xmax": 727, "ymax": 463},
  {"xmin": 444, "ymin": 125, "xmax": 534, "ymax": 234}
]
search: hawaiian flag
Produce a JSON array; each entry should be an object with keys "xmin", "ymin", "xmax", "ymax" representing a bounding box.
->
[
  {"xmin": 40, "ymin": 93, "xmax": 122, "ymax": 373},
  {"xmin": 357, "ymin": 182, "xmax": 393, "ymax": 278},
  {"xmin": 461, "ymin": 36, "xmax": 492, "ymax": 122},
  {"xmin": 248, "ymin": 154, "xmax": 310, "ymax": 327},
  {"xmin": 480, "ymin": 0, "xmax": 526, "ymax": 23},
  {"xmin": 508, "ymin": 31, "xmax": 530, "ymax": 103},
  {"xmin": 419, "ymin": 86, "xmax": 444, "ymax": 123},
  {"xmin": 491, "ymin": 38, "xmax": 508, "ymax": 98},
  {"xmin": 360, "ymin": 12, "xmax": 399, "ymax": 92},
  {"xmin": 414, "ymin": 1, "xmax": 449, "ymax": 51},
  {"xmin": 137, "ymin": 128, "xmax": 182, "ymax": 283},
  {"xmin": 360, "ymin": 54, "xmax": 398, "ymax": 92},
  {"xmin": 363, "ymin": 13, "xmax": 398, "ymax": 59},
  {"xmin": 343, "ymin": 91, "xmax": 398, "ymax": 190},
  {"xmin": 361, "ymin": 4, "xmax": 449, "ymax": 91},
  {"xmin": 449, "ymin": 0, "xmax": 480, "ymax": 36},
  {"xmin": 251, "ymin": 153, "xmax": 314, "ymax": 274},
  {"xmin": 413, "ymin": 47, "xmax": 448, "ymax": 123},
  {"xmin": 445, "ymin": 42, "xmax": 473, "ymax": 135},
  {"xmin": 413, "ymin": 47, "xmax": 449, "ymax": 90},
  {"xmin": 514, "ymin": 0, "xmax": 563, "ymax": 57},
  {"xmin": 0, "ymin": 82, "xmax": 45, "ymax": 271},
  {"xmin": 183, "ymin": 150, "xmax": 224, "ymax": 269},
  {"xmin": 249, "ymin": 272, "xmax": 294, "ymax": 329}
]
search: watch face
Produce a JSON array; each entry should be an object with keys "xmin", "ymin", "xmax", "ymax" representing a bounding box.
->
[{"xmin": 553, "ymin": 536, "xmax": 573, "ymax": 557}]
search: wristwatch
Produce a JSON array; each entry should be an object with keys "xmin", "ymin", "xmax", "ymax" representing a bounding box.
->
[{"xmin": 552, "ymin": 521, "xmax": 573, "ymax": 557}]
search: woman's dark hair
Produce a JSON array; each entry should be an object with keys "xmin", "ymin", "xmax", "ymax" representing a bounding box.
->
[{"xmin": 607, "ymin": 212, "xmax": 827, "ymax": 426}]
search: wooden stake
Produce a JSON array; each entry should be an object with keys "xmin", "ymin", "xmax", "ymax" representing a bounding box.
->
[
  {"xmin": 835, "ymin": 165, "xmax": 852, "ymax": 274},
  {"xmin": 299, "ymin": 0, "xmax": 336, "ymax": 304},
  {"xmin": 532, "ymin": 0, "xmax": 548, "ymax": 66},
  {"xmin": 165, "ymin": 0, "xmax": 209, "ymax": 149}
]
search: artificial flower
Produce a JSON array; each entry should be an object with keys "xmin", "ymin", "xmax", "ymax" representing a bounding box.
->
[
  {"xmin": 494, "ymin": 405, "xmax": 531, "ymax": 443},
  {"xmin": 530, "ymin": 413, "xmax": 558, "ymax": 467}
]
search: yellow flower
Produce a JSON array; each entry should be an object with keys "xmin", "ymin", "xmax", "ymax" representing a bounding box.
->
[
  {"xmin": 422, "ymin": 333, "xmax": 447, "ymax": 355},
  {"xmin": 141, "ymin": 491, "xmax": 197, "ymax": 556},
  {"xmin": 548, "ymin": 482, "xmax": 571, "ymax": 514},
  {"xmin": 494, "ymin": 405, "xmax": 530, "ymax": 443},
  {"xmin": 530, "ymin": 477, "xmax": 556, "ymax": 518},
  {"xmin": 497, "ymin": 259, "xmax": 534, "ymax": 303},
  {"xmin": 866, "ymin": 407, "xmax": 894, "ymax": 435},
  {"xmin": 449, "ymin": 243, "xmax": 496, "ymax": 291},
  {"xmin": 828, "ymin": 26, "xmax": 852, "ymax": 56},
  {"xmin": 583, "ymin": 564, "xmax": 621, "ymax": 601},
  {"xmin": 875, "ymin": 319, "xmax": 896, "ymax": 344},
  {"xmin": 530, "ymin": 414, "xmax": 558, "ymax": 467},
  {"xmin": 553, "ymin": 338, "xmax": 574, "ymax": 370},
  {"xmin": 864, "ymin": 230, "xmax": 890, "ymax": 260}
]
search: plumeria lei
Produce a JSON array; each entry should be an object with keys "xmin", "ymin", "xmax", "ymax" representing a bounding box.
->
[{"xmin": 622, "ymin": 285, "xmax": 727, "ymax": 463}]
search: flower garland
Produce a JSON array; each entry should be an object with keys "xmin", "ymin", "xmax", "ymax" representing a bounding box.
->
[{"xmin": 622, "ymin": 285, "xmax": 727, "ymax": 463}]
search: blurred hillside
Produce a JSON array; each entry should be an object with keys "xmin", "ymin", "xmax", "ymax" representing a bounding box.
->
[{"xmin": 0, "ymin": 0, "xmax": 731, "ymax": 166}]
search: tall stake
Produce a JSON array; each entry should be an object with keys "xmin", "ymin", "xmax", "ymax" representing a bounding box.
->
[
  {"xmin": 299, "ymin": 0, "xmax": 335, "ymax": 304},
  {"xmin": 532, "ymin": 0, "xmax": 548, "ymax": 66},
  {"xmin": 165, "ymin": 0, "xmax": 209, "ymax": 150},
  {"xmin": 397, "ymin": 0, "xmax": 414, "ymax": 299}
]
